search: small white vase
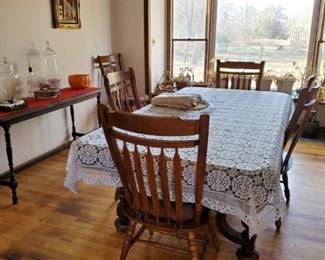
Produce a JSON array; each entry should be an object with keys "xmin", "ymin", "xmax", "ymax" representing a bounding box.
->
[
  {"xmin": 276, "ymin": 79, "xmax": 295, "ymax": 95},
  {"xmin": 259, "ymin": 78, "xmax": 273, "ymax": 91}
]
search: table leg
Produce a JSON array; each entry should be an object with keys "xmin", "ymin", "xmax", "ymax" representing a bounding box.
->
[
  {"xmin": 96, "ymin": 92, "xmax": 101, "ymax": 105},
  {"xmin": 216, "ymin": 213, "xmax": 259, "ymax": 260},
  {"xmin": 96, "ymin": 92, "xmax": 101, "ymax": 127},
  {"xmin": 275, "ymin": 218, "xmax": 281, "ymax": 232},
  {"xmin": 114, "ymin": 187, "xmax": 129, "ymax": 232},
  {"xmin": 3, "ymin": 125, "xmax": 18, "ymax": 204},
  {"xmin": 70, "ymin": 105, "xmax": 77, "ymax": 140}
]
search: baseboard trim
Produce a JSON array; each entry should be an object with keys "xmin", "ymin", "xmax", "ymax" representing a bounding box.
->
[{"xmin": 0, "ymin": 142, "xmax": 70, "ymax": 177}]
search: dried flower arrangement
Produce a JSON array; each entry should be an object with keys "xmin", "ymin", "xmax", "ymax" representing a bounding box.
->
[
  {"xmin": 174, "ymin": 67, "xmax": 193, "ymax": 89},
  {"xmin": 155, "ymin": 70, "xmax": 174, "ymax": 94},
  {"xmin": 279, "ymin": 72, "xmax": 296, "ymax": 81},
  {"xmin": 207, "ymin": 70, "xmax": 216, "ymax": 85}
]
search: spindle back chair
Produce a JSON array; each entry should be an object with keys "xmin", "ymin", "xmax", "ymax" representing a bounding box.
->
[
  {"xmin": 95, "ymin": 54, "xmax": 124, "ymax": 76},
  {"xmin": 96, "ymin": 54, "xmax": 150, "ymax": 109},
  {"xmin": 282, "ymin": 76, "xmax": 320, "ymax": 201},
  {"xmin": 216, "ymin": 60, "xmax": 265, "ymax": 90},
  {"xmin": 98, "ymin": 104, "xmax": 218, "ymax": 260},
  {"xmin": 104, "ymin": 68, "xmax": 142, "ymax": 112}
]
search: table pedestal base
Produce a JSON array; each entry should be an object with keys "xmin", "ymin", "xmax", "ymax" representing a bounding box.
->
[{"xmin": 216, "ymin": 213, "xmax": 259, "ymax": 260}]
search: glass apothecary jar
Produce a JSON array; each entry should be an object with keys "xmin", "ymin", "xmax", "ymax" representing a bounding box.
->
[
  {"xmin": 0, "ymin": 57, "xmax": 14, "ymax": 101},
  {"xmin": 43, "ymin": 41, "xmax": 60, "ymax": 89}
]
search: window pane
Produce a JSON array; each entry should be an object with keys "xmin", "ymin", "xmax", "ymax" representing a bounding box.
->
[
  {"xmin": 173, "ymin": 41, "xmax": 206, "ymax": 82},
  {"xmin": 173, "ymin": 0, "xmax": 207, "ymax": 39},
  {"xmin": 215, "ymin": 0, "xmax": 314, "ymax": 79}
]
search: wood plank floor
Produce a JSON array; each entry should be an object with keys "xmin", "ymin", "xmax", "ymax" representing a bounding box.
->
[{"xmin": 0, "ymin": 141, "xmax": 324, "ymax": 260}]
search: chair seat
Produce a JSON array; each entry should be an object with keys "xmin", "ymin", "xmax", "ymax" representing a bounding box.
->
[
  {"xmin": 124, "ymin": 197, "xmax": 210, "ymax": 229},
  {"xmin": 282, "ymin": 151, "xmax": 293, "ymax": 173}
]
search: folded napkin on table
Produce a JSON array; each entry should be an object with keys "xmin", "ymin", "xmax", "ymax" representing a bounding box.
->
[{"xmin": 152, "ymin": 94, "xmax": 203, "ymax": 110}]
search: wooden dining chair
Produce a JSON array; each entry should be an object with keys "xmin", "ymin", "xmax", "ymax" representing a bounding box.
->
[
  {"xmin": 95, "ymin": 54, "xmax": 124, "ymax": 75},
  {"xmin": 96, "ymin": 54, "xmax": 150, "ymax": 108},
  {"xmin": 216, "ymin": 60, "xmax": 265, "ymax": 90},
  {"xmin": 281, "ymin": 76, "xmax": 320, "ymax": 201},
  {"xmin": 103, "ymin": 68, "xmax": 142, "ymax": 112},
  {"xmin": 98, "ymin": 104, "xmax": 219, "ymax": 260}
]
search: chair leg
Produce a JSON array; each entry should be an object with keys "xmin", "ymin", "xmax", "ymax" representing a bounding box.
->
[
  {"xmin": 114, "ymin": 187, "xmax": 122, "ymax": 201},
  {"xmin": 120, "ymin": 219, "xmax": 137, "ymax": 260},
  {"xmin": 187, "ymin": 232, "xmax": 199, "ymax": 260},
  {"xmin": 212, "ymin": 232, "xmax": 220, "ymax": 252},
  {"xmin": 208, "ymin": 212, "xmax": 220, "ymax": 252},
  {"xmin": 282, "ymin": 172, "xmax": 290, "ymax": 202},
  {"xmin": 275, "ymin": 218, "xmax": 281, "ymax": 232}
]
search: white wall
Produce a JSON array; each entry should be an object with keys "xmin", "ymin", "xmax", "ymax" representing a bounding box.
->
[
  {"xmin": 110, "ymin": 0, "xmax": 146, "ymax": 96},
  {"xmin": 150, "ymin": 0, "xmax": 166, "ymax": 93},
  {"xmin": 109, "ymin": 0, "xmax": 165, "ymax": 95},
  {"xmin": 0, "ymin": 0, "xmax": 112, "ymax": 172}
]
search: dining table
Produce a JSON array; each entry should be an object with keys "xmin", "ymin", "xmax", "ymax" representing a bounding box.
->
[{"xmin": 64, "ymin": 87, "xmax": 293, "ymax": 259}]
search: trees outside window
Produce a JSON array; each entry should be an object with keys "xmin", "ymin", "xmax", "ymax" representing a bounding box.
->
[
  {"xmin": 215, "ymin": 0, "xmax": 314, "ymax": 77},
  {"xmin": 169, "ymin": 0, "xmax": 316, "ymax": 83}
]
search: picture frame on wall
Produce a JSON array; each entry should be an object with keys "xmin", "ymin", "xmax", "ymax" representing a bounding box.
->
[{"xmin": 52, "ymin": 0, "xmax": 81, "ymax": 29}]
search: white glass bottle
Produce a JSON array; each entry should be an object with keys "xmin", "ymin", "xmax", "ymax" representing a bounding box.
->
[
  {"xmin": 26, "ymin": 61, "xmax": 39, "ymax": 97},
  {"xmin": 26, "ymin": 44, "xmax": 44, "ymax": 78}
]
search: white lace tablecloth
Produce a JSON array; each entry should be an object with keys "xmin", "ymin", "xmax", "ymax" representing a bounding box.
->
[{"xmin": 65, "ymin": 87, "xmax": 293, "ymax": 236}]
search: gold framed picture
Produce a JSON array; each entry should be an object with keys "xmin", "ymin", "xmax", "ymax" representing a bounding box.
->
[{"xmin": 52, "ymin": 0, "xmax": 81, "ymax": 29}]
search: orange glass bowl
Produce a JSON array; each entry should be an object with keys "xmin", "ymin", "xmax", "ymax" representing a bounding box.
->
[{"xmin": 68, "ymin": 74, "xmax": 91, "ymax": 89}]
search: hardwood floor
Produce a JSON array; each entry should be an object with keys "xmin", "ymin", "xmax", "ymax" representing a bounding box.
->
[{"xmin": 0, "ymin": 141, "xmax": 324, "ymax": 260}]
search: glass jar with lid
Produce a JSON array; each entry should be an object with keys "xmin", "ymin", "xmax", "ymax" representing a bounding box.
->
[
  {"xmin": 43, "ymin": 41, "xmax": 60, "ymax": 89},
  {"xmin": 0, "ymin": 57, "xmax": 14, "ymax": 101}
]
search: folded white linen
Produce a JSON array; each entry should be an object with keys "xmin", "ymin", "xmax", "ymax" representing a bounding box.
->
[{"xmin": 151, "ymin": 94, "xmax": 203, "ymax": 110}]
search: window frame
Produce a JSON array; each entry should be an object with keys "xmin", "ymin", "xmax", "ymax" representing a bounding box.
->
[{"xmin": 307, "ymin": 0, "xmax": 325, "ymax": 74}]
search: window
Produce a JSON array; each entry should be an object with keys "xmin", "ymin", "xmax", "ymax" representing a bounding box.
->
[
  {"xmin": 215, "ymin": 0, "xmax": 314, "ymax": 76},
  {"xmin": 168, "ymin": 0, "xmax": 320, "ymax": 84},
  {"xmin": 170, "ymin": 0, "xmax": 209, "ymax": 82}
]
